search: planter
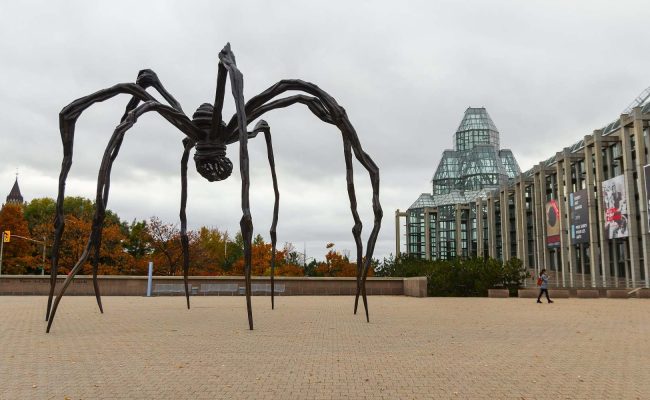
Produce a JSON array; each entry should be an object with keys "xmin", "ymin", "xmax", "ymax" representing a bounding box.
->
[
  {"xmin": 488, "ymin": 289, "xmax": 509, "ymax": 298},
  {"xmin": 576, "ymin": 289, "xmax": 599, "ymax": 298}
]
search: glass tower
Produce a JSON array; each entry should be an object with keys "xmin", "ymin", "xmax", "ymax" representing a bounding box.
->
[{"xmin": 406, "ymin": 107, "xmax": 520, "ymax": 259}]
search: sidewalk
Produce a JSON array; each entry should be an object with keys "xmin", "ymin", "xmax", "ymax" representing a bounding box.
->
[{"xmin": 1, "ymin": 296, "xmax": 648, "ymax": 399}]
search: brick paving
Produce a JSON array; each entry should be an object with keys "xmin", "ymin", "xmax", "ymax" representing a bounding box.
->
[{"xmin": 1, "ymin": 296, "xmax": 649, "ymax": 399}]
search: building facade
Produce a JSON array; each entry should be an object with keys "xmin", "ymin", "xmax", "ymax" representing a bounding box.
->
[
  {"xmin": 398, "ymin": 107, "xmax": 521, "ymax": 260},
  {"xmin": 396, "ymin": 101, "xmax": 650, "ymax": 289}
]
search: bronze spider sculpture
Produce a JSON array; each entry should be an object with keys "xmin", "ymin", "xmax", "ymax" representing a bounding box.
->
[{"xmin": 45, "ymin": 43, "xmax": 382, "ymax": 332}]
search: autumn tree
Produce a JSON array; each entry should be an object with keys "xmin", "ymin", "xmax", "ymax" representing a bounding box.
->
[
  {"xmin": 189, "ymin": 227, "xmax": 230, "ymax": 275},
  {"xmin": 0, "ymin": 203, "xmax": 38, "ymax": 274},
  {"xmin": 230, "ymin": 236, "xmax": 306, "ymax": 277},
  {"xmin": 147, "ymin": 216, "xmax": 187, "ymax": 275},
  {"xmin": 314, "ymin": 243, "xmax": 371, "ymax": 277},
  {"xmin": 231, "ymin": 240, "xmax": 277, "ymax": 276}
]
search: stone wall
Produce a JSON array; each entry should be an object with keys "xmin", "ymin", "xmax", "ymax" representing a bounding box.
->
[
  {"xmin": 403, "ymin": 276, "xmax": 427, "ymax": 297},
  {"xmin": 0, "ymin": 275, "xmax": 419, "ymax": 297}
]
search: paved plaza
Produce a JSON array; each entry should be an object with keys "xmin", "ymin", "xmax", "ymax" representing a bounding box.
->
[{"xmin": 1, "ymin": 295, "xmax": 649, "ymax": 399}]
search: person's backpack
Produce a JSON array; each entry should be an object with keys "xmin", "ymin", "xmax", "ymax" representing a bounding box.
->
[{"xmin": 536, "ymin": 276, "xmax": 543, "ymax": 286}]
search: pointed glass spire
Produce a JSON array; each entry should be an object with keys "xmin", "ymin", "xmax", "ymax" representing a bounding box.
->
[
  {"xmin": 430, "ymin": 107, "xmax": 520, "ymax": 197},
  {"xmin": 454, "ymin": 107, "xmax": 500, "ymax": 151}
]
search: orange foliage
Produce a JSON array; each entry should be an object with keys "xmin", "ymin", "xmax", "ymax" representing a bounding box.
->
[
  {"xmin": 275, "ymin": 263, "xmax": 305, "ymax": 277},
  {"xmin": 56, "ymin": 216, "xmax": 131, "ymax": 275},
  {"xmin": 314, "ymin": 249, "xmax": 373, "ymax": 277},
  {"xmin": 0, "ymin": 204, "xmax": 38, "ymax": 274},
  {"xmin": 231, "ymin": 241, "xmax": 304, "ymax": 277}
]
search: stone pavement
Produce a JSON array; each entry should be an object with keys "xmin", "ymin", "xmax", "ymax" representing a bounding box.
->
[{"xmin": 1, "ymin": 296, "xmax": 649, "ymax": 399}]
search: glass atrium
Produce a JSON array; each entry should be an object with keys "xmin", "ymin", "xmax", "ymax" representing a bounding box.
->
[{"xmin": 407, "ymin": 107, "xmax": 521, "ymax": 259}]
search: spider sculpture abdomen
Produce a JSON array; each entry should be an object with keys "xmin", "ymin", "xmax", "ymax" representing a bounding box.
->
[
  {"xmin": 193, "ymin": 141, "xmax": 233, "ymax": 182},
  {"xmin": 192, "ymin": 103, "xmax": 233, "ymax": 181}
]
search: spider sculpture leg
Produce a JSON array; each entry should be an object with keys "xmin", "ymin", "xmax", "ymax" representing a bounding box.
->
[
  {"xmin": 180, "ymin": 138, "xmax": 195, "ymax": 309},
  {"xmin": 342, "ymin": 136, "xmax": 364, "ymax": 315},
  {"xmin": 220, "ymin": 46, "xmax": 255, "ymax": 330},
  {"xmin": 46, "ymin": 72, "xmax": 191, "ymax": 322},
  {"xmin": 47, "ymin": 101, "xmax": 197, "ymax": 333},
  {"xmin": 248, "ymin": 120, "xmax": 279, "ymax": 309},
  {"xmin": 263, "ymin": 125, "xmax": 279, "ymax": 310},
  {"xmin": 225, "ymin": 80, "xmax": 382, "ymax": 322}
]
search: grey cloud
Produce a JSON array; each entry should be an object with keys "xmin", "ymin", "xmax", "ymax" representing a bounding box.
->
[{"xmin": 2, "ymin": 0, "xmax": 650, "ymax": 260}]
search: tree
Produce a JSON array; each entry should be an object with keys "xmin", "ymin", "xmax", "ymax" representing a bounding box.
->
[
  {"xmin": 253, "ymin": 233, "xmax": 265, "ymax": 245},
  {"xmin": 502, "ymin": 257, "xmax": 528, "ymax": 296},
  {"xmin": 123, "ymin": 219, "xmax": 152, "ymax": 259},
  {"xmin": 23, "ymin": 196, "xmax": 128, "ymax": 274},
  {"xmin": 283, "ymin": 242, "xmax": 302, "ymax": 267},
  {"xmin": 230, "ymin": 236, "xmax": 307, "ymax": 277},
  {"xmin": 147, "ymin": 216, "xmax": 184, "ymax": 275},
  {"xmin": 231, "ymin": 237, "xmax": 274, "ymax": 276},
  {"xmin": 304, "ymin": 259, "xmax": 318, "ymax": 277},
  {"xmin": 313, "ymin": 243, "xmax": 365, "ymax": 277},
  {"xmin": 23, "ymin": 197, "xmax": 56, "ymax": 232},
  {"xmin": 222, "ymin": 231, "xmax": 244, "ymax": 271},
  {"xmin": 191, "ymin": 227, "xmax": 227, "ymax": 275},
  {"xmin": 0, "ymin": 204, "xmax": 37, "ymax": 274},
  {"xmin": 53, "ymin": 214, "xmax": 130, "ymax": 275}
]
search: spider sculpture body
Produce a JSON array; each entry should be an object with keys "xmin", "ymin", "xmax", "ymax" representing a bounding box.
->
[{"xmin": 45, "ymin": 43, "xmax": 382, "ymax": 332}]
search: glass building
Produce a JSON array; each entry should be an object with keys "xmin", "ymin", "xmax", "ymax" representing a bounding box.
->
[
  {"xmin": 404, "ymin": 107, "xmax": 520, "ymax": 260},
  {"xmin": 396, "ymin": 94, "xmax": 650, "ymax": 289}
]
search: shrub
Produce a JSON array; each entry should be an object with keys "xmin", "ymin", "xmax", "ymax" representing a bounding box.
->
[
  {"xmin": 377, "ymin": 255, "xmax": 526, "ymax": 297},
  {"xmin": 502, "ymin": 257, "xmax": 528, "ymax": 296}
]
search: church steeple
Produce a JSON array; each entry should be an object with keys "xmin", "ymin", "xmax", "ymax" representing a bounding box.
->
[{"xmin": 6, "ymin": 177, "xmax": 24, "ymax": 204}]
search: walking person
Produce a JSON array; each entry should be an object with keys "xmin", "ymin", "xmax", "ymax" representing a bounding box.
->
[{"xmin": 536, "ymin": 269, "xmax": 553, "ymax": 304}]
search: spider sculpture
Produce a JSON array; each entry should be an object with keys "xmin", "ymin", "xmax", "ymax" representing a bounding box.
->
[{"xmin": 45, "ymin": 43, "xmax": 382, "ymax": 332}]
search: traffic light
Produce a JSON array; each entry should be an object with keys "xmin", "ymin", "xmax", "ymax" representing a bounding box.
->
[{"xmin": 3, "ymin": 230, "xmax": 9, "ymax": 242}]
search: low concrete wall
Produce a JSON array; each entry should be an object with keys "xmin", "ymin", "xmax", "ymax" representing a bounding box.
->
[
  {"xmin": 606, "ymin": 289, "xmax": 630, "ymax": 299},
  {"xmin": 576, "ymin": 289, "xmax": 599, "ymax": 298},
  {"xmin": 488, "ymin": 289, "xmax": 509, "ymax": 298},
  {"xmin": 0, "ymin": 275, "xmax": 422, "ymax": 297},
  {"xmin": 548, "ymin": 289, "xmax": 570, "ymax": 298},
  {"xmin": 518, "ymin": 289, "xmax": 538, "ymax": 298},
  {"xmin": 403, "ymin": 277, "xmax": 427, "ymax": 297}
]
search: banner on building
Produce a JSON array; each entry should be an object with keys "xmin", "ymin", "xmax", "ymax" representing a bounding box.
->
[
  {"xmin": 569, "ymin": 189, "xmax": 589, "ymax": 244},
  {"xmin": 645, "ymin": 164, "xmax": 650, "ymax": 233},
  {"xmin": 602, "ymin": 174, "xmax": 629, "ymax": 239},
  {"xmin": 546, "ymin": 199, "xmax": 561, "ymax": 248}
]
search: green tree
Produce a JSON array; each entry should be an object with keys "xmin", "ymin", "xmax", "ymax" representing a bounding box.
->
[
  {"xmin": 222, "ymin": 231, "xmax": 244, "ymax": 271},
  {"xmin": 253, "ymin": 233, "xmax": 265, "ymax": 245},
  {"xmin": 123, "ymin": 219, "xmax": 152, "ymax": 259},
  {"xmin": 23, "ymin": 197, "xmax": 56, "ymax": 232}
]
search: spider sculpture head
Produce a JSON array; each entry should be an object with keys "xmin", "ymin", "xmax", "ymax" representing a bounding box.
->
[{"xmin": 191, "ymin": 103, "xmax": 233, "ymax": 181}]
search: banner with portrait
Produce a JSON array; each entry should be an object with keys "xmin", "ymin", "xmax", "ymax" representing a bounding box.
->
[
  {"xmin": 569, "ymin": 189, "xmax": 589, "ymax": 244},
  {"xmin": 602, "ymin": 174, "xmax": 629, "ymax": 239},
  {"xmin": 546, "ymin": 199, "xmax": 561, "ymax": 248}
]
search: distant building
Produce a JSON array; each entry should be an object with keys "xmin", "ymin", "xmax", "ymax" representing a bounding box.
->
[
  {"xmin": 401, "ymin": 107, "xmax": 520, "ymax": 260},
  {"xmin": 396, "ymin": 91, "xmax": 650, "ymax": 289},
  {"xmin": 5, "ymin": 177, "xmax": 24, "ymax": 205}
]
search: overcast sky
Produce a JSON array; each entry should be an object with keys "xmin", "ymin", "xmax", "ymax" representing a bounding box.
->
[{"xmin": 1, "ymin": 0, "xmax": 649, "ymax": 262}]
